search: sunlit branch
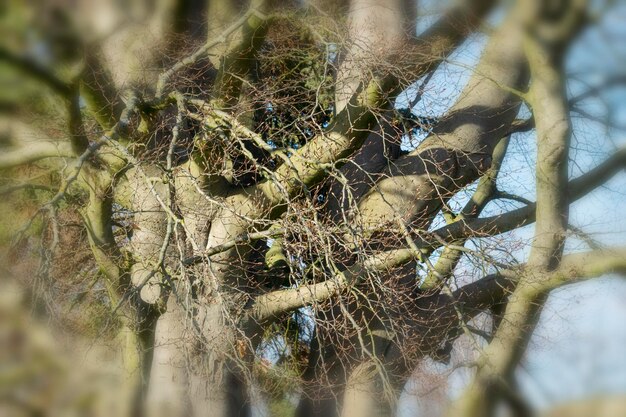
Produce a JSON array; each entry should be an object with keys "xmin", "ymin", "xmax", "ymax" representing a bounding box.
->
[
  {"xmin": 210, "ymin": 1, "xmax": 272, "ymax": 108},
  {"xmin": 423, "ymin": 246, "xmax": 626, "ymax": 370},
  {"xmin": 421, "ymin": 136, "xmax": 510, "ymax": 290},
  {"xmin": 183, "ymin": 228, "xmax": 284, "ymax": 266},
  {"xmin": 453, "ymin": 247, "xmax": 626, "ymax": 315},
  {"xmin": 156, "ymin": 6, "xmax": 269, "ymax": 99},
  {"xmin": 252, "ymin": 0, "xmax": 498, "ymax": 207},
  {"xmin": 247, "ymin": 248, "xmax": 415, "ymax": 323},
  {"xmin": 446, "ymin": 3, "xmax": 587, "ymax": 413},
  {"xmin": 0, "ymin": 142, "xmax": 74, "ymax": 170},
  {"xmin": 246, "ymin": 148, "xmax": 626, "ymax": 321}
]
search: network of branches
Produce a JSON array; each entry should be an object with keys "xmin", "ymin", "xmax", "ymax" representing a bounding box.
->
[{"xmin": 1, "ymin": 1, "xmax": 626, "ymax": 417}]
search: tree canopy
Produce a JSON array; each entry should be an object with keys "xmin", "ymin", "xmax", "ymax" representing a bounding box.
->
[{"xmin": 1, "ymin": 1, "xmax": 626, "ymax": 416}]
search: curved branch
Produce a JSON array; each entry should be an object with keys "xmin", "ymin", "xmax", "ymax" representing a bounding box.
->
[
  {"xmin": 156, "ymin": 6, "xmax": 266, "ymax": 98},
  {"xmin": 422, "ymin": 135, "xmax": 510, "ymax": 289},
  {"xmin": 252, "ymin": 0, "xmax": 498, "ymax": 207},
  {"xmin": 0, "ymin": 46, "xmax": 72, "ymax": 98},
  {"xmin": 0, "ymin": 142, "xmax": 74, "ymax": 170},
  {"xmin": 183, "ymin": 228, "xmax": 284, "ymax": 266},
  {"xmin": 447, "ymin": 5, "xmax": 588, "ymax": 413},
  {"xmin": 427, "ymin": 147, "xmax": 626, "ymax": 248},
  {"xmin": 247, "ymin": 247, "xmax": 419, "ymax": 323},
  {"xmin": 452, "ymin": 247, "xmax": 626, "ymax": 317},
  {"xmin": 245, "ymin": 148, "xmax": 626, "ymax": 321},
  {"xmin": 209, "ymin": 2, "xmax": 271, "ymax": 108},
  {"xmin": 401, "ymin": 247, "xmax": 626, "ymax": 370},
  {"xmin": 80, "ymin": 50, "xmax": 125, "ymax": 130},
  {"xmin": 247, "ymin": 273, "xmax": 350, "ymax": 323}
]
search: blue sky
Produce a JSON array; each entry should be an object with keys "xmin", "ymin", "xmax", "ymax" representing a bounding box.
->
[
  {"xmin": 394, "ymin": 0, "xmax": 626, "ymax": 414},
  {"xmin": 256, "ymin": 2, "xmax": 626, "ymax": 415}
]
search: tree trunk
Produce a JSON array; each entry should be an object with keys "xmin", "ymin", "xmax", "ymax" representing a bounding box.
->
[{"xmin": 120, "ymin": 302, "xmax": 159, "ymax": 417}]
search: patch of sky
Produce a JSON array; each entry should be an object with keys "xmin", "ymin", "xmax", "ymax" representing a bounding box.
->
[
  {"xmin": 395, "ymin": 11, "xmax": 489, "ymax": 152},
  {"xmin": 398, "ymin": 2, "xmax": 626, "ymax": 413}
]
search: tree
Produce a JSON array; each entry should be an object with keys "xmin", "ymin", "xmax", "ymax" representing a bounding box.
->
[{"xmin": 1, "ymin": 0, "xmax": 625, "ymax": 416}]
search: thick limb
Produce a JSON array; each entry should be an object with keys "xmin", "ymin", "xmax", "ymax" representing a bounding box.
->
[{"xmin": 446, "ymin": 2, "xmax": 587, "ymax": 415}]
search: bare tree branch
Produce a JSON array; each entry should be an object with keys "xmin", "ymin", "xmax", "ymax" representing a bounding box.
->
[
  {"xmin": 0, "ymin": 142, "xmax": 74, "ymax": 170},
  {"xmin": 0, "ymin": 46, "xmax": 72, "ymax": 98}
]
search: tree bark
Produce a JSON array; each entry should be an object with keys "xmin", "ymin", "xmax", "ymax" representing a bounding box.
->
[{"xmin": 446, "ymin": 2, "xmax": 586, "ymax": 415}]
